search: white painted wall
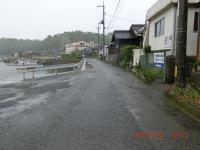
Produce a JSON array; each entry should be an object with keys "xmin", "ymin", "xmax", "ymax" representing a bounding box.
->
[
  {"xmin": 132, "ymin": 49, "xmax": 142, "ymax": 66},
  {"xmin": 187, "ymin": 8, "xmax": 199, "ymax": 56},
  {"xmin": 66, "ymin": 41, "xmax": 95, "ymax": 54},
  {"xmin": 66, "ymin": 47, "xmax": 75, "ymax": 54},
  {"xmin": 147, "ymin": 0, "xmax": 200, "ymax": 20},
  {"xmin": 148, "ymin": 6, "xmax": 175, "ymax": 53},
  {"xmin": 146, "ymin": 5, "xmax": 198, "ymax": 56}
]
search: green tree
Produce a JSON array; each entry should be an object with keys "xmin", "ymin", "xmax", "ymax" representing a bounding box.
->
[
  {"xmin": 0, "ymin": 31, "xmax": 112, "ymax": 55},
  {"xmin": 122, "ymin": 45, "xmax": 139, "ymax": 63}
]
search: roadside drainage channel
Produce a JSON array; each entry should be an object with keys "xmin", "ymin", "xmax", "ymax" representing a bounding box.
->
[{"xmin": 166, "ymin": 91, "xmax": 200, "ymax": 124}]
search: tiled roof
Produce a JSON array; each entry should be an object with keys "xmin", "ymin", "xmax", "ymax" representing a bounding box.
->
[
  {"xmin": 130, "ymin": 24, "xmax": 145, "ymax": 34},
  {"xmin": 112, "ymin": 30, "xmax": 134, "ymax": 40}
]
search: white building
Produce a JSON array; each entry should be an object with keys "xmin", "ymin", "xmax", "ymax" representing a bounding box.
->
[
  {"xmin": 144, "ymin": 0, "xmax": 200, "ymax": 57},
  {"xmin": 66, "ymin": 41, "xmax": 95, "ymax": 54}
]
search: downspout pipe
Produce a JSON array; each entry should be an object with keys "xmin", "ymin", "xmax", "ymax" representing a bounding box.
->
[{"xmin": 173, "ymin": 4, "xmax": 178, "ymax": 56}]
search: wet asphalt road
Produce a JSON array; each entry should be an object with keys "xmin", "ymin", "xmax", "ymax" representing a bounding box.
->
[{"xmin": 0, "ymin": 59, "xmax": 200, "ymax": 150}]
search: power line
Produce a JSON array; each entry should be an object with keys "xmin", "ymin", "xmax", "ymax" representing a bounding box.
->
[
  {"xmin": 109, "ymin": 25, "xmax": 124, "ymax": 30},
  {"xmin": 106, "ymin": 14, "xmax": 137, "ymax": 23},
  {"xmin": 107, "ymin": 0, "xmax": 126, "ymax": 33},
  {"xmin": 106, "ymin": 0, "xmax": 122, "ymax": 32},
  {"xmin": 106, "ymin": 0, "xmax": 121, "ymax": 32}
]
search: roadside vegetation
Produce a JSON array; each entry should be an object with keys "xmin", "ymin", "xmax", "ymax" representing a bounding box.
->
[
  {"xmin": 99, "ymin": 54, "xmax": 107, "ymax": 62},
  {"xmin": 38, "ymin": 50, "xmax": 82, "ymax": 66},
  {"xmin": 167, "ymin": 60, "xmax": 200, "ymax": 106},
  {"xmin": 169, "ymin": 85, "xmax": 200, "ymax": 105},
  {"xmin": 165, "ymin": 61, "xmax": 200, "ymax": 121},
  {"xmin": 118, "ymin": 45, "xmax": 140, "ymax": 68},
  {"xmin": 117, "ymin": 44, "xmax": 163, "ymax": 83},
  {"xmin": 0, "ymin": 31, "xmax": 112, "ymax": 55},
  {"xmin": 61, "ymin": 50, "xmax": 82, "ymax": 60},
  {"xmin": 193, "ymin": 61, "xmax": 200, "ymax": 71},
  {"xmin": 132, "ymin": 67, "xmax": 163, "ymax": 83},
  {"xmin": 85, "ymin": 52, "xmax": 98, "ymax": 59}
]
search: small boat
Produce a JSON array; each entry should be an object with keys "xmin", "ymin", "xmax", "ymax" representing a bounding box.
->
[
  {"xmin": 16, "ymin": 59, "xmax": 38, "ymax": 66},
  {"xmin": 3, "ymin": 58, "xmax": 41, "ymax": 67},
  {"xmin": 3, "ymin": 58, "xmax": 17, "ymax": 64}
]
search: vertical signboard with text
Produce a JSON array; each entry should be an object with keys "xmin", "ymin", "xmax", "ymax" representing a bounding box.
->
[{"xmin": 154, "ymin": 52, "xmax": 164, "ymax": 68}]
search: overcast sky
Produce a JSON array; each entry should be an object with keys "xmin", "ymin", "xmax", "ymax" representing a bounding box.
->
[{"xmin": 0, "ymin": 0, "xmax": 157, "ymax": 40}]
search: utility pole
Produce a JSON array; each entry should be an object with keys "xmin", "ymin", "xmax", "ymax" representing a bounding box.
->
[
  {"xmin": 175, "ymin": 0, "xmax": 188, "ymax": 85},
  {"xmin": 97, "ymin": 1, "xmax": 105, "ymax": 56},
  {"xmin": 97, "ymin": 24, "xmax": 100, "ymax": 59},
  {"xmin": 103, "ymin": 1, "xmax": 105, "ymax": 56}
]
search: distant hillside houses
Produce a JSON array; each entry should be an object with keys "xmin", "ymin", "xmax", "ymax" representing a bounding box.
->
[{"xmin": 65, "ymin": 41, "xmax": 95, "ymax": 54}]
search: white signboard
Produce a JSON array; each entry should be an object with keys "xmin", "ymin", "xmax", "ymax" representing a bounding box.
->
[
  {"xmin": 154, "ymin": 53, "xmax": 164, "ymax": 68},
  {"xmin": 164, "ymin": 35, "xmax": 172, "ymax": 49}
]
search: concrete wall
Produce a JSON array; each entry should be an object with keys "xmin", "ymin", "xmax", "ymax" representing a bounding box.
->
[{"xmin": 132, "ymin": 49, "xmax": 142, "ymax": 66}]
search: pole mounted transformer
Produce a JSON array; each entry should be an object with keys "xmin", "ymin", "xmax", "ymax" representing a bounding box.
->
[{"xmin": 175, "ymin": 0, "xmax": 188, "ymax": 85}]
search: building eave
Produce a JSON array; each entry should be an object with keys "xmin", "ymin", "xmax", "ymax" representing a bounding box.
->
[
  {"xmin": 146, "ymin": 0, "xmax": 200, "ymax": 21},
  {"xmin": 111, "ymin": 30, "xmax": 134, "ymax": 42}
]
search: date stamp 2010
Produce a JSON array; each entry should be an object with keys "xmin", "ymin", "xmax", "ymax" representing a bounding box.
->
[{"xmin": 132, "ymin": 131, "xmax": 190, "ymax": 140}]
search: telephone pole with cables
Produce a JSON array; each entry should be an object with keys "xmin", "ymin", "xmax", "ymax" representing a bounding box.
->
[{"xmin": 97, "ymin": 1, "xmax": 105, "ymax": 55}]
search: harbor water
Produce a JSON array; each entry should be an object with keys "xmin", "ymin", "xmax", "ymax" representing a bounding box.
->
[{"xmin": 0, "ymin": 61, "xmax": 49, "ymax": 85}]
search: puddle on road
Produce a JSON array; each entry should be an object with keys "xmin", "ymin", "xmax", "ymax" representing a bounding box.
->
[{"xmin": 0, "ymin": 92, "xmax": 49, "ymax": 119}]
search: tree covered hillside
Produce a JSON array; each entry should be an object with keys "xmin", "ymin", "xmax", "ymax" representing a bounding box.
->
[{"xmin": 0, "ymin": 31, "xmax": 112, "ymax": 55}]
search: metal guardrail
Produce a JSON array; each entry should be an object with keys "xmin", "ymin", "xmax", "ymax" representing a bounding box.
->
[{"xmin": 17, "ymin": 59, "xmax": 84, "ymax": 80}]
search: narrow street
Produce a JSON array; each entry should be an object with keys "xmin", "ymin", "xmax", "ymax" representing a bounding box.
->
[{"xmin": 0, "ymin": 59, "xmax": 200, "ymax": 150}]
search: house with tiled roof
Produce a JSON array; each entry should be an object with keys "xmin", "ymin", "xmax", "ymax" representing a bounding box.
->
[{"xmin": 108, "ymin": 24, "xmax": 144, "ymax": 64}]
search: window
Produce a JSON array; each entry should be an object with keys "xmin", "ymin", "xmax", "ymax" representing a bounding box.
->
[
  {"xmin": 160, "ymin": 18, "xmax": 165, "ymax": 34},
  {"xmin": 155, "ymin": 18, "xmax": 165, "ymax": 37},
  {"xmin": 155, "ymin": 22, "xmax": 160, "ymax": 37},
  {"xmin": 80, "ymin": 42, "xmax": 85, "ymax": 47},
  {"xmin": 194, "ymin": 12, "xmax": 199, "ymax": 32}
]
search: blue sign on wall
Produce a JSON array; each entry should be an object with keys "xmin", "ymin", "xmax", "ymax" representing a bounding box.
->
[{"xmin": 154, "ymin": 63, "xmax": 164, "ymax": 68}]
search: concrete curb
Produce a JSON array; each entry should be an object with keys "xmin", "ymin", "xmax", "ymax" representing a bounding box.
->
[{"xmin": 165, "ymin": 91, "xmax": 200, "ymax": 123}]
